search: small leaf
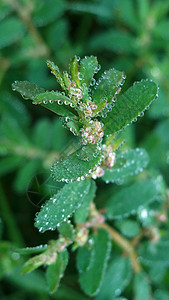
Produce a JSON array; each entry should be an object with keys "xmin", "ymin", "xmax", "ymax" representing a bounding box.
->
[
  {"xmin": 33, "ymin": 91, "xmax": 76, "ymax": 118},
  {"xmin": 15, "ymin": 245, "xmax": 48, "ymax": 255},
  {"xmin": 35, "ymin": 180, "xmax": 91, "ymax": 233},
  {"xmin": 106, "ymin": 180, "xmax": 159, "ymax": 220},
  {"xmin": 12, "ymin": 81, "xmax": 45, "ymax": 101},
  {"xmin": 79, "ymin": 228, "xmax": 111, "ymax": 296},
  {"xmin": 92, "ymin": 68, "xmax": 124, "ymax": 106},
  {"xmin": 133, "ymin": 272, "xmax": 152, "ymax": 300},
  {"xmin": 33, "ymin": 91, "xmax": 71, "ymax": 105},
  {"xmin": 47, "ymin": 60, "xmax": 65, "ymax": 90},
  {"xmin": 51, "ymin": 145, "xmax": 102, "ymax": 182},
  {"xmin": 0, "ymin": 17, "xmax": 25, "ymax": 49},
  {"xmin": 22, "ymin": 253, "xmax": 45, "ymax": 274},
  {"xmin": 102, "ymin": 148, "xmax": 149, "ymax": 183},
  {"xmin": 102, "ymin": 80, "xmax": 158, "ymax": 136},
  {"xmin": 79, "ymin": 56, "xmax": 98, "ymax": 88},
  {"xmin": 57, "ymin": 222, "xmax": 75, "ymax": 240},
  {"xmin": 74, "ymin": 180, "xmax": 97, "ymax": 223},
  {"xmin": 76, "ymin": 240, "xmax": 95, "ymax": 273},
  {"xmin": 46, "ymin": 249, "xmax": 68, "ymax": 293},
  {"xmin": 70, "ymin": 56, "xmax": 79, "ymax": 86},
  {"xmin": 96, "ymin": 257, "xmax": 132, "ymax": 300},
  {"xmin": 115, "ymin": 219, "xmax": 140, "ymax": 238}
]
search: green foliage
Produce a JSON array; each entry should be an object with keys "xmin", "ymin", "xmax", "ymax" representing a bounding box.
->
[
  {"xmin": 35, "ymin": 180, "xmax": 91, "ymax": 232},
  {"xmin": 78, "ymin": 229, "xmax": 111, "ymax": 296},
  {"xmin": 106, "ymin": 180, "xmax": 159, "ymax": 219},
  {"xmin": 102, "ymin": 148, "xmax": 149, "ymax": 183},
  {"xmin": 102, "ymin": 80, "xmax": 158, "ymax": 136},
  {"xmin": 1, "ymin": 0, "xmax": 169, "ymax": 299}
]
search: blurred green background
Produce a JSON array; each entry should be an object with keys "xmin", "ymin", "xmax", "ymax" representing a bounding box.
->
[{"xmin": 0, "ymin": 0, "xmax": 169, "ymax": 299}]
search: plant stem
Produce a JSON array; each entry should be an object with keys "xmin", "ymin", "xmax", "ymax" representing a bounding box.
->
[
  {"xmin": 98, "ymin": 222, "xmax": 141, "ymax": 273},
  {"xmin": 4, "ymin": 0, "xmax": 50, "ymax": 57},
  {"xmin": 0, "ymin": 183, "xmax": 24, "ymax": 247}
]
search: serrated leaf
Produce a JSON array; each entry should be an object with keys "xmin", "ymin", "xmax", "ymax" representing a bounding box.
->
[
  {"xmin": 51, "ymin": 145, "xmax": 102, "ymax": 182},
  {"xmin": 12, "ymin": 81, "xmax": 45, "ymax": 101},
  {"xmin": 139, "ymin": 234, "xmax": 169, "ymax": 266},
  {"xmin": 102, "ymin": 148, "xmax": 149, "ymax": 183},
  {"xmin": 76, "ymin": 240, "xmax": 95, "ymax": 273},
  {"xmin": 74, "ymin": 180, "xmax": 96, "ymax": 223},
  {"xmin": 46, "ymin": 249, "xmax": 68, "ymax": 293},
  {"xmin": 106, "ymin": 180, "xmax": 159, "ymax": 220},
  {"xmin": 79, "ymin": 56, "xmax": 98, "ymax": 88},
  {"xmin": 57, "ymin": 222, "xmax": 75, "ymax": 240},
  {"xmin": 0, "ymin": 17, "xmax": 25, "ymax": 49},
  {"xmin": 92, "ymin": 68, "xmax": 124, "ymax": 106},
  {"xmin": 35, "ymin": 180, "xmax": 91, "ymax": 233},
  {"xmin": 133, "ymin": 272, "xmax": 152, "ymax": 300},
  {"xmin": 96, "ymin": 257, "xmax": 132, "ymax": 300},
  {"xmin": 79, "ymin": 229, "xmax": 111, "ymax": 296},
  {"xmin": 102, "ymin": 80, "xmax": 158, "ymax": 136},
  {"xmin": 70, "ymin": 56, "xmax": 79, "ymax": 86}
]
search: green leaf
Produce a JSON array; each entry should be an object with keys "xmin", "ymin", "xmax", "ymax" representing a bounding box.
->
[
  {"xmin": 115, "ymin": 220, "xmax": 140, "ymax": 238},
  {"xmin": 79, "ymin": 228, "xmax": 111, "ymax": 296},
  {"xmin": 0, "ymin": 17, "xmax": 25, "ymax": 49},
  {"xmin": 102, "ymin": 80, "xmax": 158, "ymax": 136},
  {"xmin": 57, "ymin": 222, "xmax": 75, "ymax": 240},
  {"xmin": 14, "ymin": 159, "xmax": 41, "ymax": 193},
  {"xmin": 51, "ymin": 145, "xmax": 102, "ymax": 182},
  {"xmin": 133, "ymin": 272, "xmax": 152, "ymax": 300},
  {"xmin": 153, "ymin": 20, "xmax": 169, "ymax": 41},
  {"xmin": 96, "ymin": 257, "xmax": 132, "ymax": 300},
  {"xmin": 76, "ymin": 240, "xmax": 95, "ymax": 273},
  {"xmin": 102, "ymin": 148, "xmax": 149, "ymax": 183},
  {"xmin": 139, "ymin": 234, "xmax": 169, "ymax": 266},
  {"xmin": 154, "ymin": 290, "xmax": 169, "ymax": 300},
  {"xmin": 79, "ymin": 56, "xmax": 98, "ymax": 88},
  {"xmin": 90, "ymin": 30, "xmax": 137, "ymax": 54},
  {"xmin": 12, "ymin": 81, "xmax": 45, "ymax": 101},
  {"xmin": 74, "ymin": 180, "xmax": 96, "ymax": 223},
  {"xmin": 15, "ymin": 245, "xmax": 48, "ymax": 255},
  {"xmin": 0, "ymin": 2, "xmax": 13, "ymax": 21},
  {"xmin": 33, "ymin": 91, "xmax": 76, "ymax": 118},
  {"xmin": 70, "ymin": 56, "xmax": 79, "ymax": 86},
  {"xmin": 106, "ymin": 180, "xmax": 159, "ymax": 220},
  {"xmin": 33, "ymin": 91, "xmax": 71, "ymax": 105},
  {"xmin": 35, "ymin": 180, "xmax": 91, "ymax": 233},
  {"xmin": 92, "ymin": 68, "xmax": 124, "ymax": 106},
  {"xmin": 33, "ymin": 0, "xmax": 65, "ymax": 27},
  {"xmin": 137, "ymin": 0, "xmax": 150, "ymax": 23},
  {"xmin": 0, "ymin": 156, "xmax": 24, "ymax": 176},
  {"xmin": 46, "ymin": 249, "xmax": 68, "ymax": 293},
  {"xmin": 47, "ymin": 60, "xmax": 66, "ymax": 90},
  {"xmin": 114, "ymin": 0, "xmax": 139, "ymax": 30},
  {"xmin": 22, "ymin": 253, "xmax": 45, "ymax": 274}
]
